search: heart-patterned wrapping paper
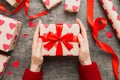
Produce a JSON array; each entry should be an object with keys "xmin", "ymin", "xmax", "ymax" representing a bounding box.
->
[
  {"xmin": 6, "ymin": 0, "xmax": 22, "ymax": 8},
  {"xmin": 40, "ymin": 24, "xmax": 80, "ymax": 56},
  {"xmin": 64, "ymin": 0, "xmax": 81, "ymax": 12},
  {"xmin": 99, "ymin": 0, "xmax": 120, "ymax": 41},
  {"xmin": 0, "ymin": 14, "xmax": 22, "ymax": 52},
  {"xmin": 0, "ymin": 54, "xmax": 10, "ymax": 79},
  {"xmin": 42, "ymin": 0, "xmax": 62, "ymax": 10}
]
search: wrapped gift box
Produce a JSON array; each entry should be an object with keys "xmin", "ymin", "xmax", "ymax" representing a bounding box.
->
[
  {"xmin": 64, "ymin": 0, "xmax": 81, "ymax": 12},
  {"xmin": 40, "ymin": 23, "xmax": 80, "ymax": 56},
  {"xmin": 42, "ymin": 0, "xmax": 62, "ymax": 10},
  {"xmin": 0, "ymin": 15, "xmax": 22, "ymax": 52},
  {"xmin": 0, "ymin": 54, "xmax": 10, "ymax": 79},
  {"xmin": 99, "ymin": 0, "xmax": 120, "ymax": 41},
  {"xmin": 6, "ymin": 0, "xmax": 22, "ymax": 7}
]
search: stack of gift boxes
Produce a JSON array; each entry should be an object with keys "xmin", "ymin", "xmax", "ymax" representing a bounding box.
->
[{"xmin": 0, "ymin": 14, "xmax": 22, "ymax": 79}]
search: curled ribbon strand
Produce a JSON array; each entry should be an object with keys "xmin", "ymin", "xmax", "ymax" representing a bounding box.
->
[
  {"xmin": 40, "ymin": 24, "xmax": 78, "ymax": 56},
  {"xmin": 0, "ymin": 0, "xmax": 48, "ymax": 19},
  {"xmin": 87, "ymin": 0, "xmax": 119, "ymax": 80}
]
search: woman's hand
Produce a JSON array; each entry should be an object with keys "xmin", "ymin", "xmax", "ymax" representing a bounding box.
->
[
  {"xmin": 30, "ymin": 20, "xmax": 44, "ymax": 72},
  {"xmin": 76, "ymin": 18, "xmax": 92, "ymax": 65}
]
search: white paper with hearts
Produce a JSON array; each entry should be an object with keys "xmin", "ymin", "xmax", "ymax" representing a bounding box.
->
[
  {"xmin": 42, "ymin": 0, "xmax": 62, "ymax": 10},
  {"xmin": 40, "ymin": 24, "xmax": 80, "ymax": 56},
  {"xmin": 6, "ymin": 0, "xmax": 22, "ymax": 7},
  {"xmin": 0, "ymin": 15, "xmax": 22, "ymax": 52},
  {"xmin": 0, "ymin": 54, "xmax": 10, "ymax": 79},
  {"xmin": 100, "ymin": 0, "xmax": 120, "ymax": 40},
  {"xmin": 64, "ymin": 0, "xmax": 81, "ymax": 12}
]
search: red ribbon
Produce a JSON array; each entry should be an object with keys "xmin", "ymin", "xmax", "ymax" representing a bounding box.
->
[
  {"xmin": 87, "ymin": 0, "xmax": 119, "ymax": 80},
  {"xmin": 40, "ymin": 24, "xmax": 78, "ymax": 56},
  {"xmin": 0, "ymin": 0, "xmax": 48, "ymax": 19}
]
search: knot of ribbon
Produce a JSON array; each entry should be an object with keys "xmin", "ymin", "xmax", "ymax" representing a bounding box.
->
[
  {"xmin": 87, "ymin": 0, "xmax": 119, "ymax": 80},
  {"xmin": 40, "ymin": 24, "xmax": 78, "ymax": 56},
  {"xmin": 0, "ymin": 0, "xmax": 48, "ymax": 19}
]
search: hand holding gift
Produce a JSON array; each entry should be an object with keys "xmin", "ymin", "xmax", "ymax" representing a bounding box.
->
[
  {"xmin": 30, "ymin": 20, "xmax": 44, "ymax": 72},
  {"xmin": 76, "ymin": 19, "xmax": 92, "ymax": 65}
]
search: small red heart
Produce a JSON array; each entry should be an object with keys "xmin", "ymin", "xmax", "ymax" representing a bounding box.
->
[
  {"xmin": 67, "ymin": 54, "xmax": 73, "ymax": 56},
  {"xmin": 112, "ymin": 6, "xmax": 116, "ymax": 11},
  {"xmin": 72, "ymin": 5, "xmax": 78, "ymax": 11},
  {"xmin": 12, "ymin": 61, "xmax": 19, "ymax": 68},
  {"xmin": 7, "ymin": 71, "xmax": 12, "ymax": 76},
  {"xmin": 23, "ymin": 34, "xmax": 28, "ymax": 39},
  {"xmin": 106, "ymin": 32, "xmax": 113, "ymax": 38},
  {"xmin": 3, "ymin": 44, "xmax": 10, "ymax": 51},
  {"xmin": 117, "ymin": 16, "xmax": 120, "ymax": 21},
  {"xmin": 44, "ymin": 0, "xmax": 50, "ymax": 6},
  {"xmin": 44, "ymin": 24, "xmax": 49, "ymax": 28},
  {"xmin": 6, "ymin": 33, "xmax": 13, "ymax": 40},
  {"xmin": 67, "ymin": 24, "xmax": 73, "ymax": 28},
  {"xmin": 0, "ymin": 19, "xmax": 5, "ymax": 26},
  {"xmin": 64, "ymin": 4, "xmax": 68, "ymax": 9},
  {"xmin": 29, "ymin": 21, "xmax": 36, "ymax": 28},
  {"xmin": 9, "ymin": 23, "xmax": 16, "ymax": 30}
]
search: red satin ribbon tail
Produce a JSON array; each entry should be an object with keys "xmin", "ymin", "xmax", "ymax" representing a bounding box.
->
[
  {"xmin": 56, "ymin": 41, "xmax": 63, "ymax": 56},
  {"xmin": 87, "ymin": 0, "xmax": 119, "ymax": 80}
]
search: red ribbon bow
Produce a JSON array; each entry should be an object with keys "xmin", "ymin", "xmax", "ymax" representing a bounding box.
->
[
  {"xmin": 87, "ymin": 0, "xmax": 119, "ymax": 80},
  {"xmin": 40, "ymin": 24, "xmax": 78, "ymax": 56},
  {"xmin": 0, "ymin": 0, "xmax": 48, "ymax": 19}
]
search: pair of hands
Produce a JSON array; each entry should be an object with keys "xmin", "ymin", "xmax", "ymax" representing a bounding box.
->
[{"xmin": 30, "ymin": 19, "xmax": 92, "ymax": 72}]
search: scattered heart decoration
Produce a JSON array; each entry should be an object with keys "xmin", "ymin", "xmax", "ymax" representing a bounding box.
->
[
  {"xmin": 9, "ymin": 23, "xmax": 16, "ymax": 30},
  {"xmin": 6, "ymin": 33, "xmax": 13, "ymax": 40},
  {"xmin": 12, "ymin": 61, "xmax": 20, "ymax": 68}
]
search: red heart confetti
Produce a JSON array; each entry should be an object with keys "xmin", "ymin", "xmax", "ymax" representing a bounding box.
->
[
  {"xmin": 7, "ymin": 71, "xmax": 12, "ymax": 76},
  {"xmin": 23, "ymin": 34, "xmax": 28, "ymax": 39},
  {"xmin": 12, "ymin": 61, "xmax": 20, "ymax": 68},
  {"xmin": 29, "ymin": 21, "xmax": 36, "ymax": 28},
  {"xmin": 106, "ymin": 32, "xmax": 113, "ymax": 38}
]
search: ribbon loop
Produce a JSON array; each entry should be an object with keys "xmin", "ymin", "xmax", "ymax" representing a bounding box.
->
[{"xmin": 93, "ymin": 18, "xmax": 107, "ymax": 31}]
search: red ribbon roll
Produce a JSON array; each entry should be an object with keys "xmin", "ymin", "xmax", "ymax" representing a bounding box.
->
[
  {"xmin": 0, "ymin": 0, "xmax": 48, "ymax": 19},
  {"xmin": 40, "ymin": 24, "xmax": 78, "ymax": 56},
  {"xmin": 87, "ymin": 0, "xmax": 119, "ymax": 80}
]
